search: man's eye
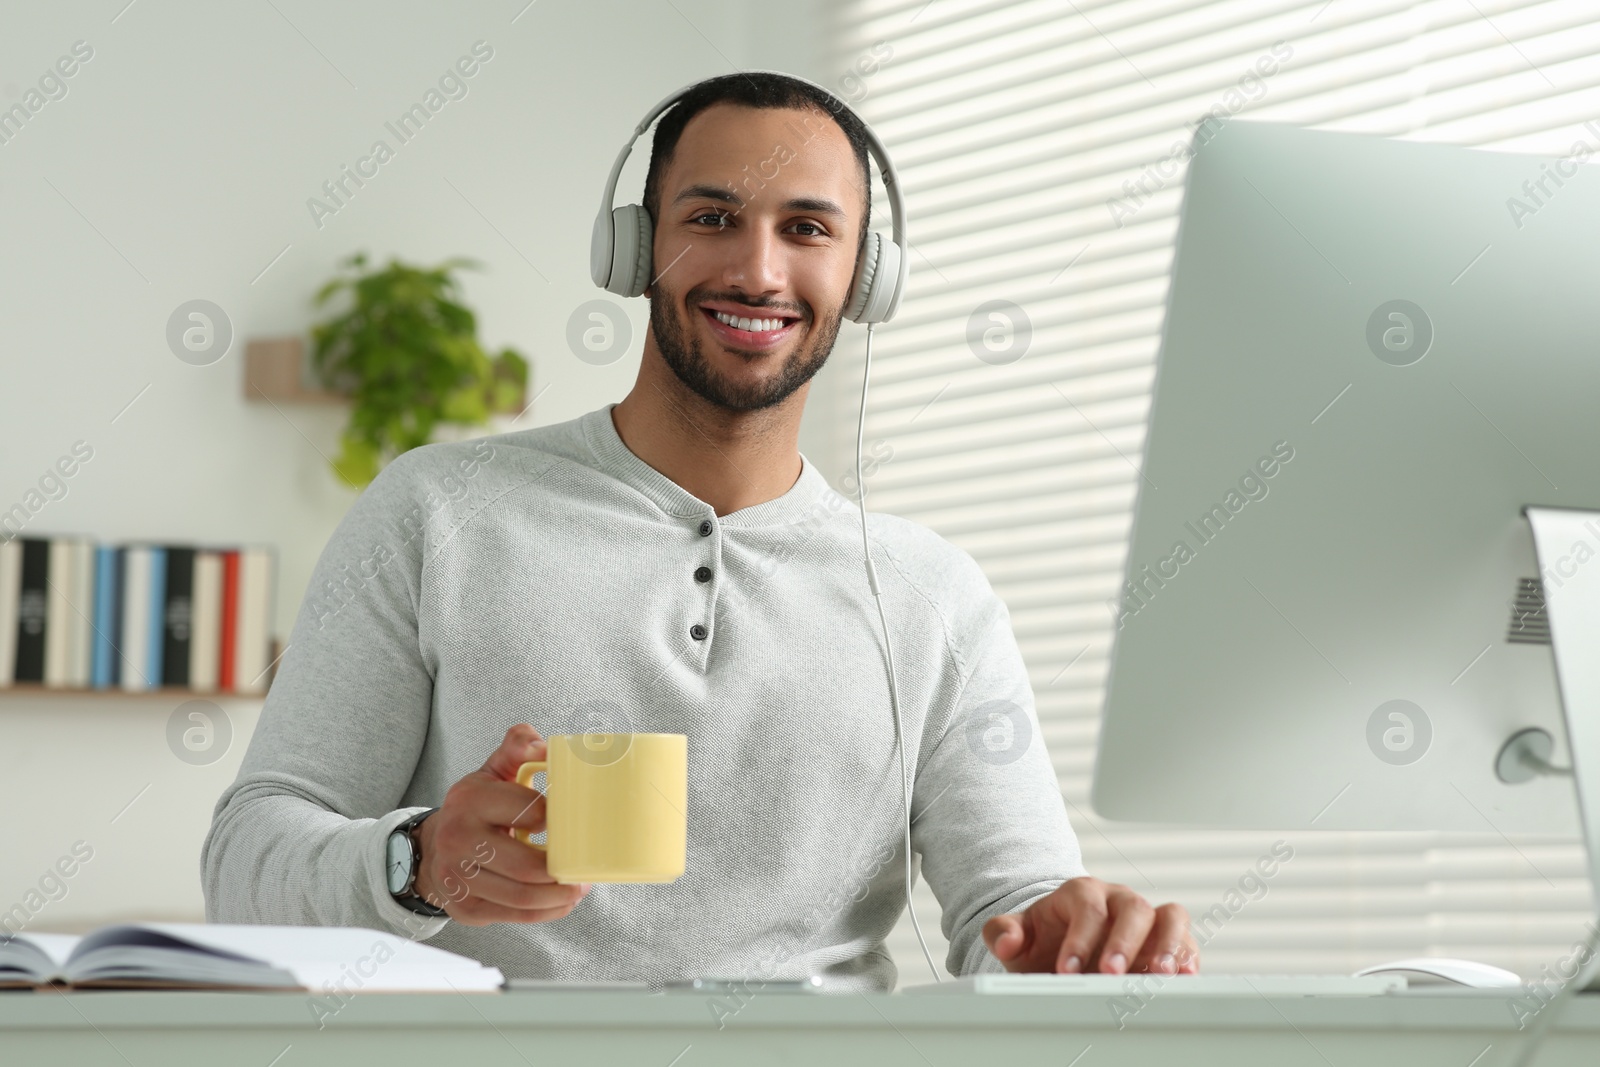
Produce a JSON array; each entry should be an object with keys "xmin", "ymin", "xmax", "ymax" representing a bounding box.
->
[
  {"xmin": 694, "ymin": 212, "xmax": 730, "ymax": 228},
  {"xmin": 791, "ymin": 221, "xmax": 825, "ymax": 237}
]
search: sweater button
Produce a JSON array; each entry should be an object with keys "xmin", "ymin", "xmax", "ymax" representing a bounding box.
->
[
  {"xmin": 690, "ymin": 623, "xmax": 708, "ymax": 641},
  {"xmin": 694, "ymin": 566, "xmax": 712, "ymax": 583},
  {"xmin": 698, "ymin": 519, "xmax": 713, "ymax": 537}
]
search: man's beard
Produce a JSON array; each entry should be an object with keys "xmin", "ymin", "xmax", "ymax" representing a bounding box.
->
[{"xmin": 648, "ymin": 280, "xmax": 844, "ymax": 413}]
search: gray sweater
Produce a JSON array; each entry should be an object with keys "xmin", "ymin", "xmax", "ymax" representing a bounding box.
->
[{"xmin": 201, "ymin": 402, "xmax": 1084, "ymax": 991}]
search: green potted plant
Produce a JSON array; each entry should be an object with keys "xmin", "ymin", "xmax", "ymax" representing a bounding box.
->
[{"xmin": 309, "ymin": 252, "xmax": 529, "ymax": 487}]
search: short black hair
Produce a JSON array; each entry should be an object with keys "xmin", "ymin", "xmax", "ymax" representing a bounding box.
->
[{"xmin": 641, "ymin": 72, "xmax": 874, "ymax": 262}]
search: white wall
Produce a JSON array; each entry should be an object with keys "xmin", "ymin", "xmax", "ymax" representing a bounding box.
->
[{"xmin": 0, "ymin": 0, "xmax": 852, "ymax": 935}]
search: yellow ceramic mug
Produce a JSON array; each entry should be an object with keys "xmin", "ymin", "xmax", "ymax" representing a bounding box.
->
[{"xmin": 514, "ymin": 733, "xmax": 687, "ymax": 884}]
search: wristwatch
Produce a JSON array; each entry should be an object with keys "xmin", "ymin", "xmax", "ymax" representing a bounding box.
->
[{"xmin": 385, "ymin": 808, "xmax": 447, "ymax": 916}]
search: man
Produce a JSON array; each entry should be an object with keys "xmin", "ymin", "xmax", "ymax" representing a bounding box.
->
[{"xmin": 202, "ymin": 71, "xmax": 1198, "ymax": 990}]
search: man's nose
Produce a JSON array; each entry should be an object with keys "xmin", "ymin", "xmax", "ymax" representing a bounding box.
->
[{"xmin": 721, "ymin": 222, "xmax": 787, "ymax": 294}]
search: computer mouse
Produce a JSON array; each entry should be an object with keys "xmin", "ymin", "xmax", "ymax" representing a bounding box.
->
[{"xmin": 1353, "ymin": 958, "xmax": 1523, "ymax": 989}]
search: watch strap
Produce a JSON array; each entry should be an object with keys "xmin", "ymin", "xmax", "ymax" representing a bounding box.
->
[{"xmin": 391, "ymin": 808, "xmax": 447, "ymax": 917}]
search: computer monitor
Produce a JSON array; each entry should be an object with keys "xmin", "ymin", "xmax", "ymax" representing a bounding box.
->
[{"xmin": 1091, "ymin": 118, "xmax": 1600, "ymax": 879}]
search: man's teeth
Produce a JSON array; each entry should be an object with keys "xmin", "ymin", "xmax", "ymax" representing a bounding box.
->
[{"xmin": 711, "ymin": 310, "xmax": 789, "ymax": 332}]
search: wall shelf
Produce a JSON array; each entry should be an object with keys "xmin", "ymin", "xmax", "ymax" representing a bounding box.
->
[
  {"xmin": 0, "ymin": 684, "xmax": 268, "ymax": 700},
  {"xmin": 1, "ymin": 639, "xmax": 282, "ymax": 698},
  {"xmin": 243, "ymin": 335, "xmax": 528, "ymax": 414},
  {"xmin": 244, "ymin": 337, "xmax": 342, "ymax": 404}
]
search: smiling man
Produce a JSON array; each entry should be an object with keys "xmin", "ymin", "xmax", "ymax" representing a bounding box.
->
[
  {"xmin": 617, "ymin": 93, "xmax": 856, "ymax": 512},
  {"xmin": 202, "ymin": 71, "xmax": 1196, "ymax": 991}
]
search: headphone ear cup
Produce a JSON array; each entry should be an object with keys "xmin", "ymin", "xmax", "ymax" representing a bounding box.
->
[
  {"xmin": 844, "ymin": 231, "xmax": 881, "ymax": 324},
  {"xmin": 608, "ymin": 204, "xmax": 653, "ymax": 298},
  {"xmin": 590, "ymin": 206, "xmax": 614, "ymax": 289},
  {"xmin": 845, "ymin": 231, "xmax": 902, "ymax": 325}
]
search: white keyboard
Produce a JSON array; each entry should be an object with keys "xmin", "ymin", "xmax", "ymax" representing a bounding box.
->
[{"xmin": 901, "ymin": 973, "xmax": 1407, "ymax": 996}]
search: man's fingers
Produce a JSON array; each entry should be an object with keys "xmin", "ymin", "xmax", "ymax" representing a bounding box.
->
[
  {"xmin": 434, "ymin": 879, "xmax": 589, "ymax": 927},
  {"xmin": 1093, "ymin": 890, "xmax": 1155, "ymax": 975},
  {"xmin": 983, "ymin": 913, "xmax": 1030, "ymax": 967},
  {"xmin": 1179, "ymin": 935, "xmax": 1201, "ymax": 973},
  {"xmin": 479, "ymin": 724, "xmax": 546, "ymax": 781},
  {"xmin": 1175, "ymin": 913, "xmax": 1201, "ymax": 973},
  {"xmin": 412, "ymin": 726, "xmax": 593, "ymax": 929},
  {"xmin": 985, "ymin": 880, "xmax": 1202, "ymax": 979},
  {"xmin": 1129, "ymin": 903, "xmax": 1192, "ymax": 974},
  {"xmin": 500, "ymin": 780, "xmax": 547, "ymax": 831},
  {"xmin": 433, "ymin": 866, "xmax": 588, "ymax": 913},
  {"xmin": 447, "ymin": 776, "xmax": 550, "ymax": 832},
  {"xmin": 482, "ymin": 824, "xmax": 569, "ymax": 885},
  {"xmin": 419, "ymin": 806, "xmax": 556, "ymax": 893},
  {"xmin": 446, "ymin": 820, "xmax": 555, "ymax": 883},
  {"xmin": 1051, "ymin": 880, "xmax": 1109, "ymax": 974}
]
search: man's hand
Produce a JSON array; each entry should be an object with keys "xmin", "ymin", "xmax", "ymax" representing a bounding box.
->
[
  {"xmin": 981, "ymin": 877, "xmax": 1198, "ymax": 975},
  {"xmin": 411, "ymin": 724, "xmax": 591, "ymax": 925}
]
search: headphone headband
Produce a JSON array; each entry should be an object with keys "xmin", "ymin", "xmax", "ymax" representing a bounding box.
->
[{"xmin": 590, "ymin": 69, "xmax": 909, "ymax": 325}]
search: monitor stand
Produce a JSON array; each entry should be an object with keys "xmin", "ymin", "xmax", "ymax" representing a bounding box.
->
[{"xmin": 1517, "ymin": 508, "xmax": 1600, "ymax": 997}]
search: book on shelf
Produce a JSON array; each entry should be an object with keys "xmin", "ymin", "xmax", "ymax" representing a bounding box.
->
[
  {"xmin": 0, "ymin": 536, "xmax": 277, "ymax": 694},
  {"xmin": 0, "ymin": 540, "xmax": 18, "ymax": 685},
  {"xmin": 161, "ymin": 545, "xmax": 195, "ymax": 688},
  {"xmin": 190, "ymin": 550, "xmax": 222, "ymax": 692},
  {"xmin": 0, "ymin": 923, "xmax": 503, "ymax": 993},
  {"xmin": 90, "ymin": 544, "xmax": 121, "ymax": 689},
  {"xmin": 11, "ymin": 539, "xmax": 46, "ymax": 684},
  {"xmin": 42, "ymin": 538, "xmax": 71, "ymax": 686}
]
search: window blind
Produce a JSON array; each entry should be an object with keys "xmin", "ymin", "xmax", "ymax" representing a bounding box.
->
[{"xmin": 826, "ymin": 0, "xmax": 1600, "ymax": 984}]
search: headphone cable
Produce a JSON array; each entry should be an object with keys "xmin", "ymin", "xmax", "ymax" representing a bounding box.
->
[{"xmin": 856, "ymin": 320, "xmax": 942, "ymax": 985}]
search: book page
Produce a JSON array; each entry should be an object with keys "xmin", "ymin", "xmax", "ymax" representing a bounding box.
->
[
  {"xmin": 18, "ymin": 932, "xmax": 81, "ymax": 969},
  {"xmin": 72, "ymin": 924, "xmax": 502, "ymax": 992},
  {"xmin": 0, "ymin": 932, "xmax": 80, "ymax": 982}
]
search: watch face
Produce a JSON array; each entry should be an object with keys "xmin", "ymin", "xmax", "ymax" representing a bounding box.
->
[{"xmin": 385, "ymin": 830, "xmax": 412, "ymax": 895}]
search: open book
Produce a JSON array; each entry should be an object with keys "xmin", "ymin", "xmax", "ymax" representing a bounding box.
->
[{"xmin": 0, "ymin": 923, "xmax": 503, "ymax": 992}]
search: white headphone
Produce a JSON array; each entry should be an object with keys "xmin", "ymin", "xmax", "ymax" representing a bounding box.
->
[{"xmin": 589, "ymin": 70, "xmax": 909, "ymax": 325}]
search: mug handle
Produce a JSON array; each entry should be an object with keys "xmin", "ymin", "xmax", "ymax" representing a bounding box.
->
[{"xmin": 514, "ymin": 760, "xmax": 548, "ymax": 852}]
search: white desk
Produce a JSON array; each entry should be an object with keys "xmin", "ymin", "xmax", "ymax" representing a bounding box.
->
[{"xmin": 2, "ymin": 989, "xmax": 1597, "ymax": 1066}]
